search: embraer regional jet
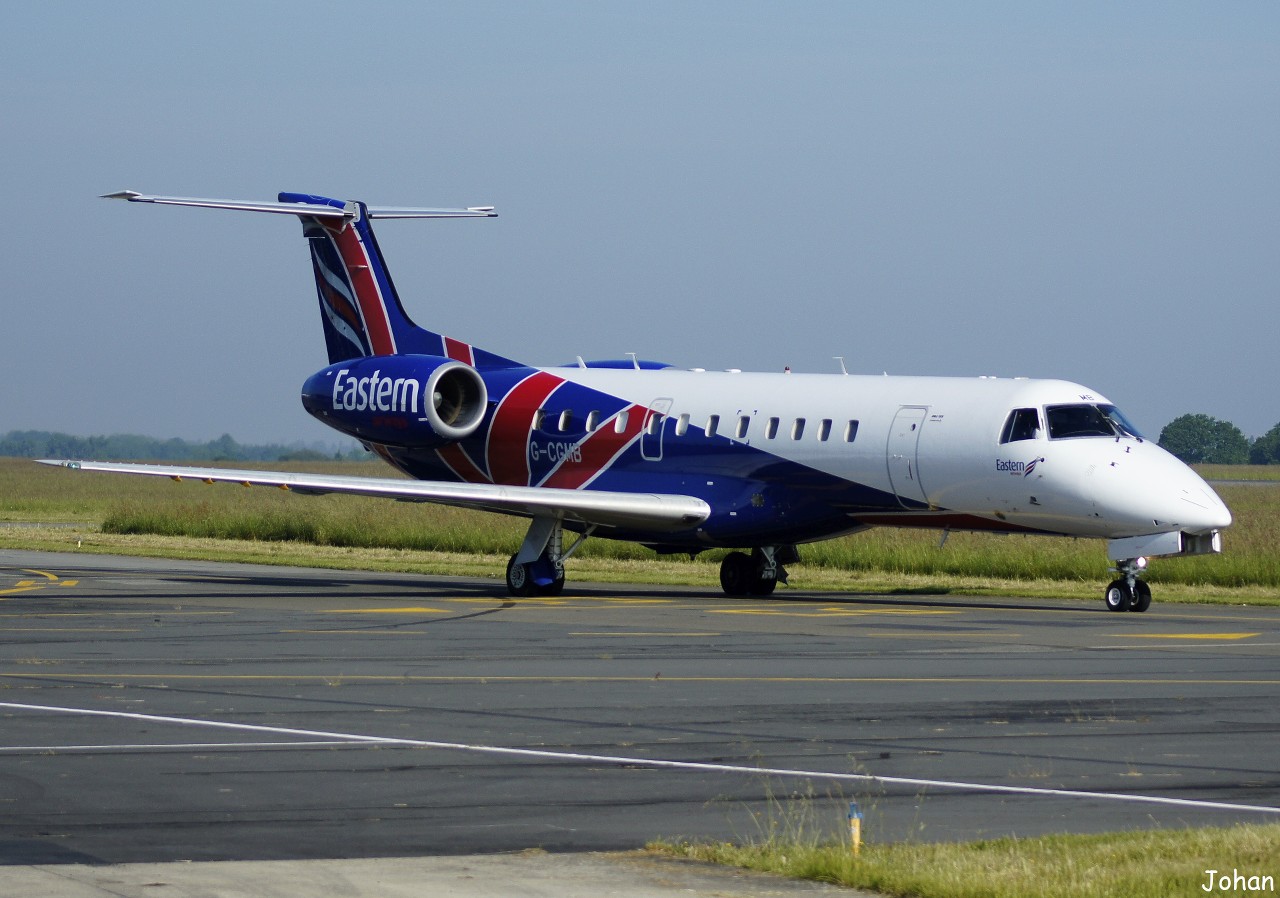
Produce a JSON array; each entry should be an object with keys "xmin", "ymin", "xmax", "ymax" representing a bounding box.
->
[{"xmin": 42, "ymin": 191, "xmax": 1232, "ymax": 612}]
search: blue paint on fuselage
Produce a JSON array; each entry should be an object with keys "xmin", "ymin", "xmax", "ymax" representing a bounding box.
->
[{"xmin": 371, "ymin": 365, "xmax": 914, "ymax": 550}]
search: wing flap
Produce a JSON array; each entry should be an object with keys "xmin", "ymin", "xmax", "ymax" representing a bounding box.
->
[{"xmin": 37, "ymin": 460, "xmax": 709, "ymax": 532}]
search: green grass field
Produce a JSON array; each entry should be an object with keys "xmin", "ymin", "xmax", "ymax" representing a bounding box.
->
[
  {"xmin": 654, "ymin": 822, "xmax": 1280, "ymax": 898},
  {"xmin": 2, "ymin": 457, "xmax": 1276, "ymax": 601}
]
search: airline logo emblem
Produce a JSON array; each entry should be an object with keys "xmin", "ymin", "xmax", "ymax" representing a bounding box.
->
[
  {"xmin": 996, "ymin": 457, "xmax": 1044, "ymax": 477},
  {"xmin": 330, "ymin": 368, "xmax": 420, "ymax": 414}
]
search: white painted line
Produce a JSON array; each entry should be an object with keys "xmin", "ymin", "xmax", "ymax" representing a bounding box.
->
[
  {"xmin": 3, "ymin": 700, "xmax": 1278, "ymax": 817},
  {"xmin": 0, "ymin": 740, "xmax": 377, "ymax": 753}
]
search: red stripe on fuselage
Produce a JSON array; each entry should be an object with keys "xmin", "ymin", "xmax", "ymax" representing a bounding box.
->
[
  {"xmin": 327, "ymin": 221, "xmax": 397, "ymax": 355},
  {"xmin": 849, "ymin": 512, "xmax": 1046, "ymax": 534},
  {"xmin": 540, "ymin": 404, "xmax": 647, "ymax": 489},
  {"xmin": 436, "ymin": 442, "xmax": 491, "ymax": 484},
  {"xmin": 486, "ymin": 371, "xmax": 564, "ymax": 486}
]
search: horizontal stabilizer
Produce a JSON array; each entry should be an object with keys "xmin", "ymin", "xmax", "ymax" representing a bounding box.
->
[
  {"xmin": 101, "ymin": 191, "xmax": 497, "ymax": 219},
  {"xmin": 37, "ymin": 460, "xmax": 709, "ymax": 532}
]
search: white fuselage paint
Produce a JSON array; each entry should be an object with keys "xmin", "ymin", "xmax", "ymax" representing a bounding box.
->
[{"xmin": 549, "ymin": 367, "xmax": 1232, "ymax": 541}]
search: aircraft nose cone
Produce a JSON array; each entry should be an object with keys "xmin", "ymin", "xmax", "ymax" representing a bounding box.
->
[
  {"xmin": 1079, "ymin": 443, "xmax": 1232, "ymax": 537},
  {"xmin": 1174, "ymin": 472, "xmax": 1233, "ymax": 533},
  {"xmin": 1129, "ymin": 447, "xmax": 1232, "ymax": 534}
]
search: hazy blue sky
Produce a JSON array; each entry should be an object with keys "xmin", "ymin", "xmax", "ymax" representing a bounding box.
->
[{"xmin": 3, "ymin": 2, "xmax": 1277, "ymax": 446}]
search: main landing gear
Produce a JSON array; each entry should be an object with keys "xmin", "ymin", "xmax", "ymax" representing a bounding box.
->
[
  {"xmin": 1104, "ymin": 556, "xmax": 1152, "ymax": 613},
  {"xmin": 505, "ymin": 517, "xmax": 594, "ymax": 597},
  {"xmin": 505, "ymin": 553, "xmax": 564, "ymax": 597},
  {"xmin": 719, "ymin": 546, "xmax": 797, "ymax": 597}
]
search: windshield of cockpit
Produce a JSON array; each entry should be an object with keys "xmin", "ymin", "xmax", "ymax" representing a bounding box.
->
[{"xmin": 1045, "ymin": 404, "xmax": 1144, "ymax": 440}]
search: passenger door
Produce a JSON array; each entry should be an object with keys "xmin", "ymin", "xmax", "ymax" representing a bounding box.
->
[{"xmin": 887, "ymin": 406, "xmax": 929, "ymax": 507}]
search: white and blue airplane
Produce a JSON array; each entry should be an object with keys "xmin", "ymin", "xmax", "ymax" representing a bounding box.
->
[{"xmin": 43, "ymin": 190, "xmax": 1232, "ymax": 612}]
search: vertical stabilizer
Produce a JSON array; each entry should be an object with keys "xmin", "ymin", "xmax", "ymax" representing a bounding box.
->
[
  {"xmin": 103, "ymin": 190, "xmax": 518, "ymax": 368},
  {"xmin": 278, "ymin": 192, "xmax": 517, "ymax": 367}
]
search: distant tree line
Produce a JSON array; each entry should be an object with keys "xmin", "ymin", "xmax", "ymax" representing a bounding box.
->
[
  {"xmin": 0, "ymin": 430, "xmax": 369, "ymax": 463},
  {"xmin": 5, "ymin": 420, "xmax": 1273, "ymax": 466},
  {"xmin": 1158, "ymin": 415, "xmax": 1280, "ymax": 465}
]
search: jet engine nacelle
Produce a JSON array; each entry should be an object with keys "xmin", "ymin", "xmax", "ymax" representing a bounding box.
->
[{"xmin": 301, "ymin": 355, "xmax": 488, "ymax": 448}]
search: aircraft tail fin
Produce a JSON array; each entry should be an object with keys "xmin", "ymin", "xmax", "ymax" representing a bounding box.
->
[{"xmin": 103, "ymin": 190, "xmax": 517, "ymax": 367}]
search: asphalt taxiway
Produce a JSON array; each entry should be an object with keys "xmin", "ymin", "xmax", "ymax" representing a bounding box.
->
[{"xmin": 1, "ymin": 550, "xmax": 1277, "ymax": 878}]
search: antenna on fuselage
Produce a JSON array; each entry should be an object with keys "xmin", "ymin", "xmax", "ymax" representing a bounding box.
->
[
  {"xmin": 625, "ymin": 352, "xmax": 640, "ymax": 370},
  {"xmin": 834, "ymin": 356, "xmax": 848, "ymax": 375}
]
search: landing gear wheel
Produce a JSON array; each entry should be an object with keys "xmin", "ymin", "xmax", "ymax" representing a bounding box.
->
[
  {"xmin": 720, "ymin": 551, "xmax": 756, "ymax": 596},
  {"xmin": 506, "ymin": 555, "xmax": 533, "ymax": 597},
  {"xmin": 506, "ymin": 555, "xmax": 565, "ymax": 597},
  {"xmin": 1104, "ymin": 579, "xmax": 1132, "ymax": 612},
  {"xmin": 1130, "ymin": 580, "xmax": 1152, "ymax": 613},
  {"xmin": 750, "ymin": 575, "xmax": 778, "ymax": 596}
]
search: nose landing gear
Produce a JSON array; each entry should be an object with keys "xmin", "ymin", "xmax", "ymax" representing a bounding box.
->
[{"xmin": 1105, "ymin": 557, "xmax": 1151, "ymax": 612}]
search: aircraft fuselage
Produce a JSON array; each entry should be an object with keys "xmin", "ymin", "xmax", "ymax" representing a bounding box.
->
[{"xmin": 303, "ymin": 361, "xmax": 1229, "ymax": 551}]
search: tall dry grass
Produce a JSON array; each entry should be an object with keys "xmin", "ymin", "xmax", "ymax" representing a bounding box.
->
[{"xmin": 4, "ymin": 458, "xmax": 1275, "ymax": 589}]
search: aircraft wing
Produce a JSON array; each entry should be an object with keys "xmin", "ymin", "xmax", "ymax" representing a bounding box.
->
[{"xmin": 36, "ymin": 460, "xmax": 710, "ymax": 532}]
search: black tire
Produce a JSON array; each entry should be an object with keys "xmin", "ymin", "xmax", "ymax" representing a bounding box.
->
[
  {"xmin": 720, "ymin": 551, "xmax": 755, "ymax": 596},
  {"xmin": 750, "ymin": 576, "xmax": 778, "ymax": 596},
  {"xmin": 1130, "ymin": 580, "xmax": 1152, "ymax": 613},
  {"xmin": 1104, "ymin": 579, "xmax": 1132, "ymax": 612},
  {"xmin": 506, "ymin": 555, "xmax": 533, "ymax": 597},
  {"xmin": 535, "ymin": 573, "xmax": 566, "ymax": 597}
]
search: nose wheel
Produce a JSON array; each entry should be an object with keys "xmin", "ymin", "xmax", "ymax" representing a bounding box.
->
[{"xmin": 1105, "ymin": 558, "xmax": 1151, "ymax": 612}]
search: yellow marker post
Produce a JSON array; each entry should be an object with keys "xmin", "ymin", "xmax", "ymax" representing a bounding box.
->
[{"xmin": 848, "ymin": 801, "xmax": 862, "ymax": 855}]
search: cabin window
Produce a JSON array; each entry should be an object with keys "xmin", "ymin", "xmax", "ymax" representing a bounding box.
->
[
  {"xmin": 818, "ymin": 418, "xmax": 832, "ymax": 441},
  {"xmin": 647, "ymin": 413, "xmax": 664, "ymax": 436},
  {"xmin": 1000, "ymin": 408, "xmax": 1041, "ymax": 443},
  {"xmin": 765, "ymin": 416, "xmax": 780, "ymax": 439},
  {"xmin": 736, "ymin": 415, "xmax": 750, "ymax": 439},
  {"xmin": 705, "ymin": 414, "xmax": 720, "ymax": 438},
  {"xmin": 675, "ymin": 413, "xmax": 690, "ymax": 436},
  {"xmin": 533, "ymin": 409, "xmax": 547, "ymax": 431},
  {"xmin": 614, "ymin": 410, "xmax": 629, "ymax": 433},
  {"xmin": 558, "ymin": 409, "xmax": 573, "ymax": 432},
  {"xmin": 844, "ymin": 420, "xmax": 859, "ymax": 443},
  {"xmin": 792, "ymin": 418, "xmax": 805, "ymax": 440},
  {"xmin": 585, "ymin": 410, "xmax": 600, "ymax": 432}
]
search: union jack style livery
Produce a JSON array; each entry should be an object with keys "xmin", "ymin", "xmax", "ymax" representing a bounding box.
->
[{"xmin": 48, "ymin": 190, "xmax": 1232, "ymax": 611}]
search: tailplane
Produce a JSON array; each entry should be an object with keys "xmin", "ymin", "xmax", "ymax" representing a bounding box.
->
[{"xmin": 103, "ymin": 190, "xmax": 518, "ymax": 367}]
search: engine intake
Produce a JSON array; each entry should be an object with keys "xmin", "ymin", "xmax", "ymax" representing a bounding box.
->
[{"xmin": 424, "ymin": 359, "xmax": 488, "ymax": 439}]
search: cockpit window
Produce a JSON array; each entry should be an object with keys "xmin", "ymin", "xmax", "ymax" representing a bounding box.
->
[
  {"xmin": 1100, "ymin": 405, "xmax": 1144, "ymax": 440},
  {"xmin": 1000, "ymin": 408, "xmax": 1041, "ymax": 443},
  {"xmin": 1046, "ymin": 404, "xmax": 1144, "ymax": 440}
]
